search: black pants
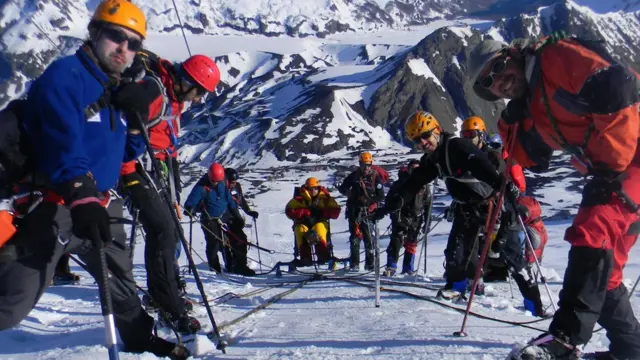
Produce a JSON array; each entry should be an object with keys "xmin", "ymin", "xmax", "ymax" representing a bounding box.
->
[
  {"xmin": 201, "ymin": 217, "xmax": 232, "ymax": 272},
  {"xmin": 120, "ymin": 172, "xmax": 185, "ymax": 318},
  {"xmin": 386, "ymin": 214, "xmax": 420, "ymax": 269},
  {"xmin": 0, "ymin": 199, "xmax": 154, "ymax": 348},
  {"xmin": 228, "ymin": 220, "xmax": 249, "ymax": 271},
  {"xmin": 347, "ymin": 208, "xmax": 374, "ymax": 268},
  {"xmin": 550, "ymin": 246, "xmax": 640, "ymax": 359},
  {"xmin": 444, "ymin": 203, "xmax": 486, "ymax": 285}
]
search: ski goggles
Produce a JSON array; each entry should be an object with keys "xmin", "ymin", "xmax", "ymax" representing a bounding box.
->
[
  {"xmin": 102, "ymin": 27, "xmax": 143, "ymax": 52},
  {"xmin": 477, "ymin": 55, "xmax": 509, "ymax": 90},
  {"xmin": 460, "ymin": 130, "xmax": 484, "ymax": 139}
]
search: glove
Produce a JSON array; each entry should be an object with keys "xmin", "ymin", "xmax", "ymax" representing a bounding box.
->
[
  {"xmin": 371, "ymin": 207, "xmax": 387, "ymax": 221},
  {"xmin": 183, "ymin": 207, "xmax": 193, "ymax": 218},
  {"xmin": 114, "ymin": 79, "xmax": 162, "ymax": 130},
  {"xmin": 58, "ymin": 175, "xmax": 112, "ymax": 249},
  {"xmin": 308, "ymin": 207, "xmax": 322, "ymax": 219},
  {"xmin": 505, "ymin": 181, "xmax": 520, "ymax": 203},
  {"xmin": 501, "ymin": 97, "xmax": 529, "ymax": 125},
  {"xmin": 515, "ymin": 203, "xmax": 530, "ymax": 220},
  {"xmin": 357, "ymin": 195, "xmax": 368, "ymax": 205},
  {"xmin": 247, "ymin": 210, "xmax": 259, "ymax": 219}
]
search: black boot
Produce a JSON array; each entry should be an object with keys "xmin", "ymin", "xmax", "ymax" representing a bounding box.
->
[{"xmin": 124, "ymin": 334, "xmax": 191, "ymax": 360}]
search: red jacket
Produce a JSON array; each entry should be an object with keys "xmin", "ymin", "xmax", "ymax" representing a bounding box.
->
[
  {"xmin": 503, "ymin": 148, "xmax": 526, "ymax": 193},
  {"xmin": 498, "ymin": 38, "xmax": 640, "ymax": 175},
  {"xmin": 518, "ymin": 196, "xmax": 548, "ymax": 264},
  {"xmin": 121, "ymin": 60, "xmax": 184, "ymax": 176}
]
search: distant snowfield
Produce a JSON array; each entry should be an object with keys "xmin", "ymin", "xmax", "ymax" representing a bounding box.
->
[{"xmin": 1, "ymin": 155, "xmax": 639, "ymax": 360}]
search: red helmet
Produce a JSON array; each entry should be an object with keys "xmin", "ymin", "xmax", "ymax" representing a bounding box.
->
[
  {"xmin": 181, "ymin": 55, "xmax": 220, "ymax": 93},
  {"xmin": 208, "ymin": 163, "xmax": 225, "ymax": 182}
]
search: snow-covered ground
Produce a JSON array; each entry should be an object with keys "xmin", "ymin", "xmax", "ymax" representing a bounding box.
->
[{"xmin": 1, "ymin": 154, "xmax": 639, "ymax": 360}]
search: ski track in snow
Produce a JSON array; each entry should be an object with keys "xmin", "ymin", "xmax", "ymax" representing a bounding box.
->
[{"xmin": 1, "ymin": 156, "xmax": 639, "ymax": 359}]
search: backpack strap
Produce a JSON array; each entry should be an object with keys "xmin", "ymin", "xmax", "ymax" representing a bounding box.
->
[{"xmin": 143, "ymin": 74, "xmax": 171, "ymax": 129}]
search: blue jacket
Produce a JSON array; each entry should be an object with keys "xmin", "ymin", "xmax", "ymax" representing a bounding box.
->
[
  {"xmin": 184, "ymin": 175, "xmax": 238, "ymax": 219},
  {"xmin": 23, "ymin": 47, "xmax": 145, "ymax": 192}
]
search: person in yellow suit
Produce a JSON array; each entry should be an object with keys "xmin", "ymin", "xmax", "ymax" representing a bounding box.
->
[{"xmin": 285, "ymin": 177, "xmax": 342, "ymax": 265}]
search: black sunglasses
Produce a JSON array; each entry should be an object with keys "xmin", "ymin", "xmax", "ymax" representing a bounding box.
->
[
  {"xmin": 412, "ymin": 131, "xmax": 433, "ymax": 144},
  {"xmin": 182, "ymin": 77, "xmax": 208, "ymax": 96},
  {"xmin": 102, "ymin": 27, "xmax": 143, "ymax": 52},
  {"xmin": 477, "ymin": 56, "xmax": 508, "ymax": 89}
]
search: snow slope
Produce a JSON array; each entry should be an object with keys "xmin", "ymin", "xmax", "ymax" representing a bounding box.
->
[{"xmin": 1, "ymin": 154, "xmax": 638, "ymax": 359}]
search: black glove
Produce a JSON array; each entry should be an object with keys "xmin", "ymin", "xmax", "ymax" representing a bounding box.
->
[
  {"xmin": 309, "ymin": 207, "xmax": 322, "ymax": 219},
  {"xmin": 515, "ymin": 203, "xmax": 530, "ymax": 219},
  {"xmin": 491, "ymin": 234, "xmax": 506, "ymax": 254},
  {"xmin": 114, "ymin": 79, "xmax": 162, "ymax": 130},
  {"xmin": 171, "ymin": 157, "xmax": 182, "ymax": 193},
  {"xmin": 371, "ymin": 207, "xmax": 388, "ymax": 221},
  {"xmin": 505, "ymin": 181, "xmax": 520, "ymax": 203},
  {"xmin": 183, "ymin": 207, "xmax": 194, "ymax": 218},
  {"xmin": 502, "ymin": 97, "xmax": 529, "ymax": 125},
  {"xmin": 58, "ymin": 175, "xmax": 112, "ymax": 249},
  {"xmin": 246, "ymin": 210, "xmax": 259, "ymax": 219}
]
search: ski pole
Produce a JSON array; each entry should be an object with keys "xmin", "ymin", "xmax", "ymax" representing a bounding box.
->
[
  {"xmin": 188, "ymin": 215, "xmax": 193, "ymax": 275},
  {"xmin": 96, "ymin": 246, "xmax": 120, "ymax": 360},
  {"xmin": 128, "ymin": 207, "xmax": 139, "ymax": 260},
  {"xmin": 454, "ymin": 122, "xmax": 520, "ymax": 338},
  {"xmin": 220, "ymin": 223, "xmax": 276, "ymax": 254},
  {"xmin": 134, "ymin": 114, "xmax": 227, "ymax": 353},
  {"xmin": 512, "ymin": 203, "xmax": 558, "ymax": 312},
  {"xmin": 423, "ymin": 180, "xmax": 436, "ymax": 275},
  {"xmin": 507, "ymin": 271, "xmax": 515, "ymax": 299},
  {"xmin": 375, "ymin": 220, "xmax": 381, "ymax": 308},
  {"xmin": 630, "ymin": 274, "xmax": 640, "ymax": 296},
  {"xmin": 253, "ymin": 217, "xmax": 263, "ymax": 272}
]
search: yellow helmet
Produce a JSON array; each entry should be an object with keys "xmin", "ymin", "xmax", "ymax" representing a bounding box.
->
[
  {"xmin": 405, "ymin": 111, "xmax": 441, "ymax": 140},
  {"xmin": 305, "ymin": 177, "xmax": 319, "ymax": 188},
  {"xmin": 92, "ymin": 0, "xmax": 147, "ymax": 39},
  {"xmin": 359, "ymin": 151, "xmax": 373, "ymax": 164},
  {"xmin": 462, "ymin": 116, "xmax": 487, "ymax": 132}
]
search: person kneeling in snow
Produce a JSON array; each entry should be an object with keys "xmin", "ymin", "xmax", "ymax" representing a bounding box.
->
[
  {"xmin": 184, "ymin": 163, "xmax": 245, "ymax": 274},
  {"xmin": 285, "ymin": 177, "xmax": 341, "ymax": 266},
  {"xmin": 384, "ymin": 160, "xmax": 432, "ymax": 276}
]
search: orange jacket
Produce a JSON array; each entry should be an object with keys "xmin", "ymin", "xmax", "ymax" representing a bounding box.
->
[
  {"xmin": 121, "ymin": 59, "xmax": 184, "ymax": 176},
  {"xmin": 499, "ymin": 38, "xmax": 640, "ymax": 175}
]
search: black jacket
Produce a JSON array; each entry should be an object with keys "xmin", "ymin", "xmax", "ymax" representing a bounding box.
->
[
  {"xmin": 338, "ymin": 168, "xmax": 385, "ymax": 209},
  {"xmin": 400, "ymin": 133, "xmax": 502, "ymax": 205}
]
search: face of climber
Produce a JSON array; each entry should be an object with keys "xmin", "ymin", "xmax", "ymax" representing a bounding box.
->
[{"xmin": 477, "ymin": 49, "xmax": 527, "ymax": 100}]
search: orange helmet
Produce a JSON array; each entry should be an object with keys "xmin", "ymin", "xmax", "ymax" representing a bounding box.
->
[
  {"xmin": 91, "ymin": 0, "xmax": 147, "ymax": 39},
  {"xmin": 462, "ymin": 116, "xmax": 487, "ymax": 132},
  {"xmin": 405, "ymin": 111, "xmax": 441, "ymax": 140},
  {"xmin": 359, "ymin": 152, "xmax": 373, "ymax": 164},
  {"xmin": 305, "ymin": 177, "xmax": 319, "ymax": 188}
]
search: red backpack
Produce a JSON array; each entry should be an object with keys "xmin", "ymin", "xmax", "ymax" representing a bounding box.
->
[{"xmin": 518, "ymin": 195, "xmax": 548, "ymax": 264}]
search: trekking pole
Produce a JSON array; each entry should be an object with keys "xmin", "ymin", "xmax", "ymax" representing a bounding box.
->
[
  {"xmin": 512, "ymin": 204, "xmax": 558, "ymax": 312},
  {"xmin": 96, "ymin": 246, "xmax": 120, "ymax": 360},
  {"xmin": 630, "ymin": 274, "xmax": 640, "ymax": 296},
  {"xmin": 507, "ymin": 271, "xmax": 515, "ymax": 299},
  {"xmin": 422, "ymin": 180, "xmax": 436, "ymax": 276},
  {"xmin": 128, "ymin": 207, "xmax": 139, "ymax": 260},
  {"xmin": 188, "ymin": 216, "xmax": 193, "ymax": 275},
  {"xmin": 253, "ymin": 218, "xmax": 263, "ymax": 272},
  {"xmin": 454, "ymin": 122, "xmax": 520, "ymax": 338},
  {"xmin": 374, "ymin": 220, "xmax": 381, "ymax": 308},
  {"xmin": 134, "ymin": 115, "xmax": 227, "ymax": 353}
]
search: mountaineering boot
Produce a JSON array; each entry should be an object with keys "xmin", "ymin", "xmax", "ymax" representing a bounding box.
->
[
  {"xmin": 349, "ymin": 239, "xmax": 360, "ymax": 270},
  {"xmin": 508, "ymin": 332, "xmax": 581, "ymax": 360},
  {"xmin": 581, "ymin": 352, "xmax": 620, "ymax": 360},
  {"xmin": 175, "ymin": 314, "xmax": 201, "ymax": 335},
  {"xmin": 401, "ymin": 253, "xmax": 415, "ymax": 274},
  {"xmin": 52, "ymin": 272, "xmax": 81, "ymax": 285},
  {"xmin": 349, "ymin": 262, "xmax": 360, "ymax": 272},
  {"xmin": 234, "ymin": 265, "xmax": 256, "ymax": 276},
  {"xmin": 383, "ymin": 266, "xmax": 397, "ymax": 277},
  {"xmin": 467, "ymin": 278, "xmax": 485, "ymax": 296},
  {"xmin": 437, "ymin": 280, "xmax": 467, "ymax": 300},
  {"xmin": 124, "ymin": 334, "xmax": 191, "ymax": 360}
]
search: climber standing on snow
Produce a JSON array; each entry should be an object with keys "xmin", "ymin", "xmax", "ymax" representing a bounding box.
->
[
  {"xmin": 338, "ymin": 151, "xmax": 385, "ymax": 271},
  {"xmin": 373, "ymin": 111, "xmax": 521, "ymax": 300},
  {"xmin": 183, "ymin": 163, "xmax": 245, "ymax": 274},
  {"xmin": 468, "ymin": 35, "xmax": 640, "ymax": 359},
  {"xmin": 223, "ymin": 167, "xmax": 258, "ymax": 276},
  {"xmin": 384, "ymin": 159, "xmax": 432, "ymax": 276},
  {"xmin": 116, "ymin": 52, "xmax": 219, "ymax": 334},
  {"xmin": 0, "ymin": 1, "xmax": 189, "ymax": 358}
]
